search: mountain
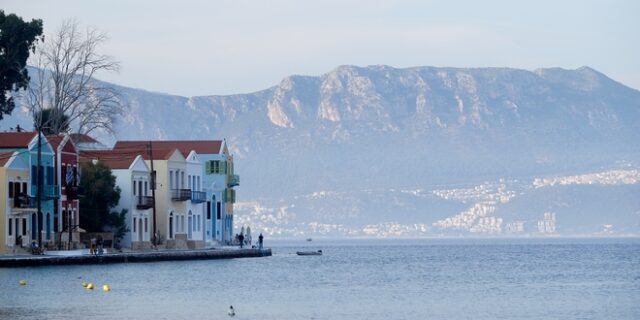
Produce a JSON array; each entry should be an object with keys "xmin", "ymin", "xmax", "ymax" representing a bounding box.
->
[{"xmin": 4, "ymin": 65, "xmax": 640, "ymax": 237}]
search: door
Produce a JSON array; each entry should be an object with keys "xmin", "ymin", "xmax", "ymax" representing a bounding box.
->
[
  {"xmin": 138, "ymin": 219, "xmax": 143, "ymax": 242},
  {"xmin": 188, "ymin": 211, "xmax": 193, "ymax": 239}
]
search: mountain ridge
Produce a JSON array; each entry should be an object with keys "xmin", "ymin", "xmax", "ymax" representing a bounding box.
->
[{"xmin": 5, "ymin": 64, "xmax": 640, "ymax": 237}]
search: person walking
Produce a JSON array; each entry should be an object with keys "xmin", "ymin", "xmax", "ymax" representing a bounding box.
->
[
  {"xmin": 90, "ymin": 237, "xmax": 97, "ymax": 255},
  {"xmin": 258, "ymin": 233, "xmax": 264, "ymax": 249},
  {"xmin": 238, "ymin": 233, "xmax": 245, "ymax": 248}
]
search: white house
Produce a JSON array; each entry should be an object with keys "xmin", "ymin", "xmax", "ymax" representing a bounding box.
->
[{"xmin": 79, "ymin": 151, "xmax": 153, "ymax": 250}]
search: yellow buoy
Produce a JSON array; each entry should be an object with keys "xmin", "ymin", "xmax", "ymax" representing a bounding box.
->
[
  {"xmin": 102, "ymin": 284, "xmax": 110, "ymax": 292},
  {"xmin": 19, "ymin": 279, "xmax": 26, "ymax": 286},
  {"xmin": 87, "ymin": 283, "xmax": 94, "ymax": 290},
  {"xmin": 82, "ymin": 281, "xmax": 88, "ymax": 288}
]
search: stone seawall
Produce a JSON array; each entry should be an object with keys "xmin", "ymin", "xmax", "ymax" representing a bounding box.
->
[{"xmin": 0, "ymin": 248, "xmax": 271, "ymax": 267}]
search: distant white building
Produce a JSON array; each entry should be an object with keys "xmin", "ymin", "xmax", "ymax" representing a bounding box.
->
[
  {"xmin": 505, "ymin": 221, "xmax": 525, "ymax": 233},
  {"xmin": 537, "ymin": 212, "xmax": 556, "ymax": 233}
]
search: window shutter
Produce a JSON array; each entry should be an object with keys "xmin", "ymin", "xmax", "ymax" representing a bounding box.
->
[{"xmin": 221, "ymin": 161, "xmax": 227, "ymax": 174}]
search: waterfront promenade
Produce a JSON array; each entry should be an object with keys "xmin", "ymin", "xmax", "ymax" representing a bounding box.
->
[{"xmin": 0, "ymin": 247, "xmax": 271, "ymax": 267}]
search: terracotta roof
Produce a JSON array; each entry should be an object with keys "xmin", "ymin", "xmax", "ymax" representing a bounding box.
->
[
  {"xmin": 45, "ymin": 135, "xmax": 65, "ymax": 152},
  {"xmin": 70, "ymin": 133, "xmax": 99, "ymax": 144},
  {"xmin": 0, "ymin": 152, "xmax": 15, "ymax": 167},
  {"xmin": 0, "ymin": 132, "xmax": 38, "ymax": 148},
  {"xmin": 79, "ymin": 150, "xmax": 146, "ymax": 170},
  {"xmin": 113, "ymin": 140, "xmax": 223, "ymax": 156},
  {"xmin": 47, "ymin": 135, "xmax": 76, "ymax": 154}
]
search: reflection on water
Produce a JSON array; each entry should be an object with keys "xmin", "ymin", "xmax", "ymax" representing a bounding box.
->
[{"xmin": 1, "ymin": 238, "xmax": 639, "ymax": 320}]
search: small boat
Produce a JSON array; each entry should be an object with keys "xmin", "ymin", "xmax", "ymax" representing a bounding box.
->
[
  {"xmin": 297, "ymin": 250, "xmax": 322, "ymax": 256},
  {"xmin": 306, "ymin": 238, "xmax": 312, "ymax": 242}
]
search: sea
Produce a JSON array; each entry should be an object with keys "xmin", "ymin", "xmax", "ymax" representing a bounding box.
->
[{"xmin": 1, "ymin": 238, "xmax": 639, "ymax": 320}]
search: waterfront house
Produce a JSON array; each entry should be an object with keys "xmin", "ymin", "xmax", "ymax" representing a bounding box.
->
[
  {"xmin": 47, "ymin": 134, "xmax": 81, "ymax": 249},
  {"xmin": 113, "ymin": 140, "xmax": 238, "ymax": 246},
  {"xmin": 1, "ymin": 151, "xmax": 29, "ymax": 254},
  {"xmin": 185, "ymin": 150, "xmax": 206, "ymax": 248},
  {"xmin": 79, "ymin": 151, "xmax": 153, "ymax": 250},
  {"xmin": 136, "ymin": 148, "xmax": 191, "ymax": 249},
  {"xmin": 0, "ymin": 132, "xmax": 57, "ymax": 250}
]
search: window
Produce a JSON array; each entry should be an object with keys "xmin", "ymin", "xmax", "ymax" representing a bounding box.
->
[
  {"xmin": 188, "ymin": 175, "xmax": 192, "ymax": 190},
  {"xmin": 8, "ymin": 219, "xmax": 12, "ymax": 236},
  {"xmin": 144, "ymin": 181, "xmax": 148, "ymax": 196},
  {"xmin": 169, "ymin": 212, "xmax": 174, "ymax": 238},
  {"xmin": 206, "ymin": 160, "xmax": 227, "ymax": 174},
  {"xmin": 217, "ymin": 202, "xmax": 221, "ymax": 219},
  {"xmin": 31, "ymin": 165, "xmax": 37, "ymax": 185},
  {"xmin": 181, "ymin": 172, "xmax": 185, "ymax": 188},
  {"xmin": 197, "ymin": 215, "xmax": 200, "ymax": 231},
  {"xmin": 22, "ymin": 182, "xmax": 27, "ymax": 195},
  {"xmin": 22, "ymin": 218, "xmax": 27, "ymax": 235},
  {"xmin": 46, "ymin": 166, "xmax": 53, "ymax": 185},
  {"xmin": 61, "ymin": 165, "xmax": 67, "ymax": 186},
  {"xmin": 133, "ymin": 180, "xmax": 137, "ymax": 196},
  {"xmin": 133, "ymin": 218, "xmax": 137, "ymax": 232},
  {"xmin": 169, "ymin": 171, "xmax": 174, "ymax": 189},
  {"xmin": 207, "ymin": 201, "xmax": 211, "ymax": 219},
  {"xmin": 138, "ymin": 181, "xmax": 143, "ymax": 197},
  {"xmin": 144, "ymin": 218, "xmax": 148, "ymax": 233},
  {"xmin": 8, "ymin": 182, "xmax": 14, "ymax": 198}
]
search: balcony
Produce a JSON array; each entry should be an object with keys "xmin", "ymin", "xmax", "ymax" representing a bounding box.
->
[
  {"xmin": 136, "ymin": 196, "xmax": 154, "ymax": 210},
  {"xmin": 12, "ymin": 194, "xmax": 37, "ymax": 209},
  {"xmin": 31, "ymin": 184, "xmax": 60, "ymax": 199},
  {"xmin": 191, "ymin": 191, "xmax": 207, "ymax": 203},
  {"xmin": 227, "ymin": 174, "xmax": 240, "ymax": 187},
  {"xmin": 171, "ymin": 189, "xmax": 191, "ymax": 202},
  {"xmin": 65, "ymin": 186, "xmax": 84, "ymax": 200}
]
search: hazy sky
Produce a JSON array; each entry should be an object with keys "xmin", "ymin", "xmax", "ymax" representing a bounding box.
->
[{"xmin": 3, "ymin": 0, "xmax": 639, "ymax": 96}]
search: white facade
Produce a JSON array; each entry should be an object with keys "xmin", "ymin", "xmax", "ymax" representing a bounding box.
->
[
  {"xmin": 112, "ymin": 156, "xmax": 152, "ymax": 249},
  {"xmin": 185, "ymin": 151, "xmax": 205, "ymax": 245}
]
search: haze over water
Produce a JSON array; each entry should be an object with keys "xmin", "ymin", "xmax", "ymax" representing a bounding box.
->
[{"xmin": 1, "ymin": 238, "xmax": 639, "ymax": 319}]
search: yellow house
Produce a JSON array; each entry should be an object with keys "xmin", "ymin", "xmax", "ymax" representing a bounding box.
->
[{"xmin": 1, "ymin": 151, "xmax": 30, "ymax": 254}]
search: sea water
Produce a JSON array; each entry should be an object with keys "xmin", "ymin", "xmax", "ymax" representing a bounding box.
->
[{"xmin": 0, "ymin": 238, "xmax": 638, "ymax": 319}]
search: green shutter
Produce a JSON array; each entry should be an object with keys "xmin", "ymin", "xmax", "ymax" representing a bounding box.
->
[
  {"xmin": 221, "ymin": 161, "xmax": 227, "ymax": 174},
  {"xmin": 205, "ymin": 161, "xmax": 211, "ymax": 174}
]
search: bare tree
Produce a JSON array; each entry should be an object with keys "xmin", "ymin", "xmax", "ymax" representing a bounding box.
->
[{"xmin": 28, "ymin": 19, "xmax": 124, "ymax": 135}]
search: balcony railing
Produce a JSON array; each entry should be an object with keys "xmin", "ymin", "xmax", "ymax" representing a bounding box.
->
[
  {"xmin": 191, "ymin": 191, "xmax": 207, "ymax": 203},
  {"xmin": 228, "ymin": 174, "xmax": 240, "ymax": 187},
  {"xmin": 31, "ymin": 184, "xmax": 60, "ymax": 199},
  {"xmin": 12, "ymin": 194, "xmax": 37, "ymax": 209},
  {"xmin": 171, "ymin": 189, "xmax": 191, "ymax": 202},
  {"xmin": 65, "ymin": 186, "xmax": 84, "ymax": 200},
  {"xmin": 136, "ymin": 196, "xmax": 154, "ymax": 210}
]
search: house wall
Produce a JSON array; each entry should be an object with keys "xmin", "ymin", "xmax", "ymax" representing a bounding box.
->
[
  {"xmin": 199, "ymin": 146, "xmax": 237, "ymax": 244},
  {"xmin": 0, "ymin": 168, "xmax": 6, "ymax": 254},
  {"xmin": 112, "ymin": 158, "xmax": 152, "ymax": 250},
  {"xmin": 185, "ymin": 152, "xmax": 204, "ymax": 248},
  {"xmin": 2, "ymin": 165, "xmax": 30, "ymax": 254},
  {"xmin": 26, "ymin": 137, "xmax": 56, "ymax": 245},
  {"xmin": 57, "ymin": 144, "xmax": 79, "ymax": 246}
]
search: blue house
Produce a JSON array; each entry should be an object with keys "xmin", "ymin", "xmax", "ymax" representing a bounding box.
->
[{"xmin": 0, "ymin": 132, "xmax": 58, "ymax": 248}]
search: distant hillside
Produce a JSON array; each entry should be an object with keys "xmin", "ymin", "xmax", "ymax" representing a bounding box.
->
[{"xmin": 4, "ymin": 65, "xmax": 640, "ymax": 237}]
